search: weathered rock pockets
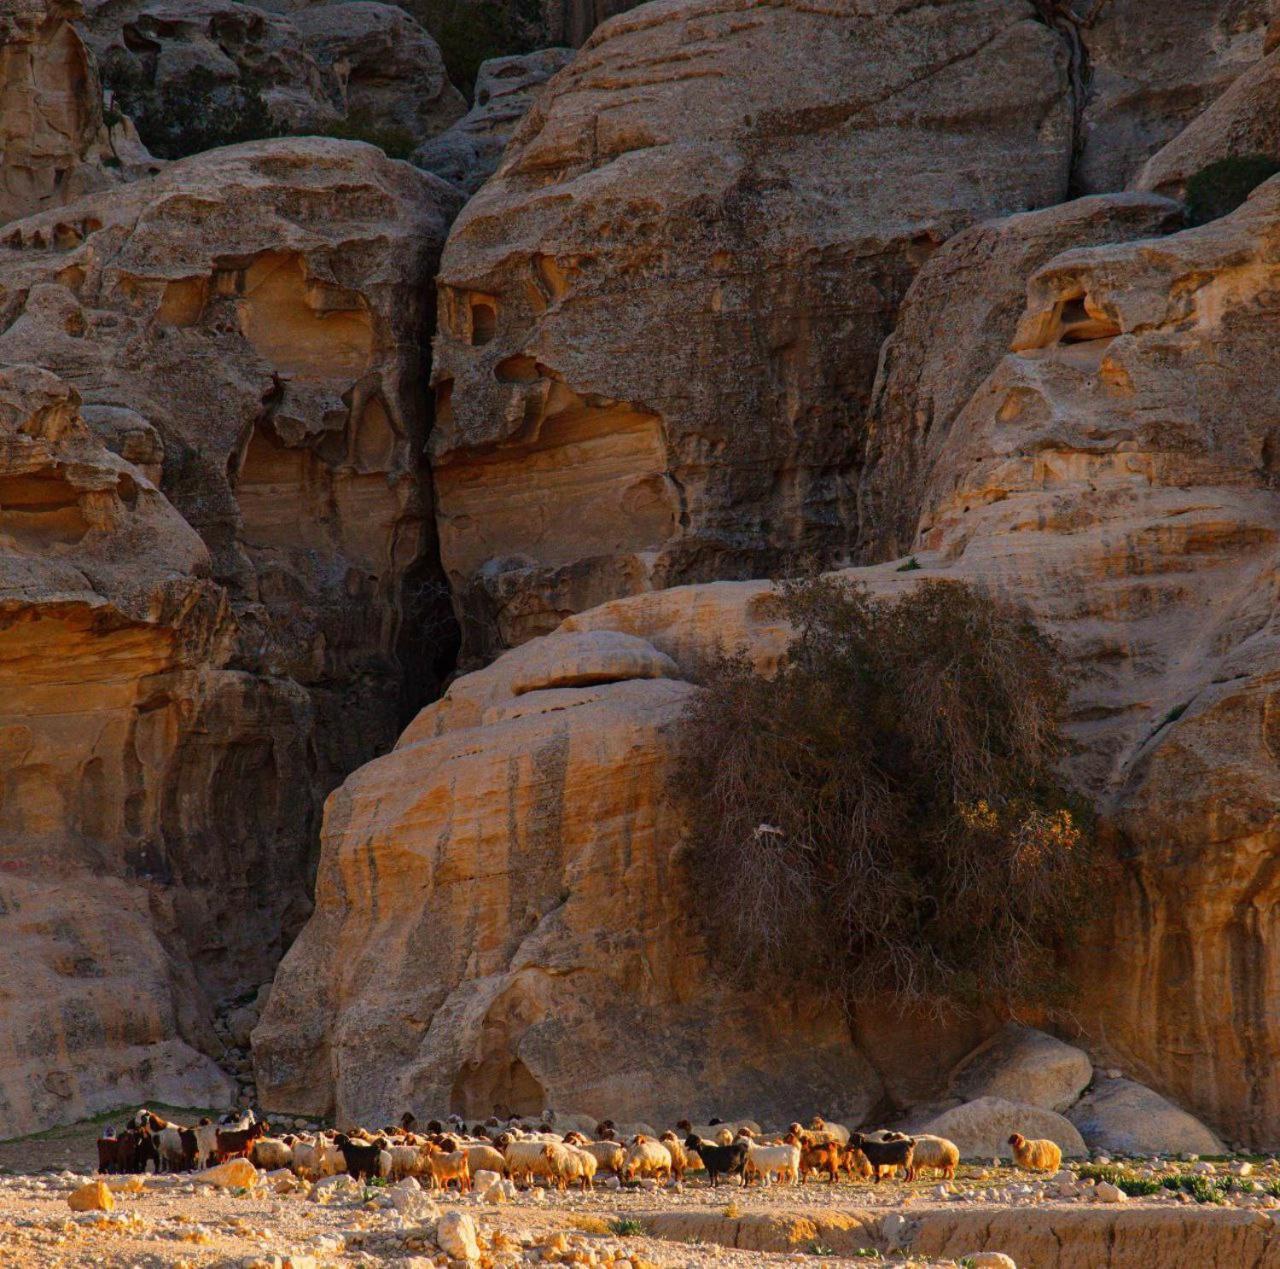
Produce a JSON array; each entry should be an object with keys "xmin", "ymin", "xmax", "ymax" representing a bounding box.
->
[
  {"xmin": 0, "ymin": 138, "xmax": 462, "ymax": 1136},
  {"xmin": 259, "ymin": 151, "xmax": 1280, "ymax": 1144}
]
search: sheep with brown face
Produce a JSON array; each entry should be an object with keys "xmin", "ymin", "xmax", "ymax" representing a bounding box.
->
[{"xmin": 1008, "ymin": 1133, "xmax": 1062, "ymax": 1172}]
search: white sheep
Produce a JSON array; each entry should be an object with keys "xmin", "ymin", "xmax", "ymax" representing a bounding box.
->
[{"xmin": 745, "ymin": 1141, "xmax": 800, "ymax": 1186}]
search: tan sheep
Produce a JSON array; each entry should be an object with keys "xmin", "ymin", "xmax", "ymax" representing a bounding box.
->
[
  {"xmin": 658, "ymin": 1131, "xmax": 700, "ymax": 1181},
  {"xmin": 910, "ymin": 1134, "xmax": 959, "ymax": 1179},
  {"xmin": 466, "ymin": 1143, "xmax": 506, "ymax": 1176},
  {"xmin": 564, "ymin": 1145, "xmax": 598, "ymax": 1192},
  {"xmin": 624, "ymin": 1137, "xmax": 672, "ymax": 1184},
  {"xmin": 428, "ymin": 1149, "xmax": 471, "ymax": 1193},
  {"xmin": 582, "ymin": 1140, "xmax": 626, "ymax": 1176},
  {"xmin": 1008, "ymin": 1133, "xmax": 1062, "ymax": 1173}
]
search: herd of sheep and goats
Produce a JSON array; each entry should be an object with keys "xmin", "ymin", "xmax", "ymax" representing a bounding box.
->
[{"xmin": 92, "ymin": 1106, "xmax": 1065, "ymax": 1192}]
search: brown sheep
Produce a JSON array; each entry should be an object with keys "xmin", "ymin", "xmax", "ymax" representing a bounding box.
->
[{"xmin": 1008, "ymin": 1133, "xmax": 1062, "ymax": 1173}]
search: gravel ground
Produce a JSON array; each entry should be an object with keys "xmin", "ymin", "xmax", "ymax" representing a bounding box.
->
[{"xmin": 2, "ymin": 1113, "xmax": 1276, "ymax": 1267}]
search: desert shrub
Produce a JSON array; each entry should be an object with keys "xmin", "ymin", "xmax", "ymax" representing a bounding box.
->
[
  {"xmin": 106, "ymin": 63, "xmax": 282, "ymax": 160},
  {"xmin": 1185, "ymin": 155, "xmax": 1280, "ymax": 226},
  {"xmin": 673, "ymin": 576, "xmax": 1099, "ymax": 1012}
]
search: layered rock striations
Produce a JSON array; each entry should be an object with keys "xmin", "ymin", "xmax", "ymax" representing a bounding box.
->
[
  {"xmin": 0, "ymin": 139, "xmax": 462, "ymax": 1135},
  {"xmin": 0, "ymin": 363, "xmax": 235, "ymax": 1133},
  {"xmin": 430, "ymin": 0, "xmax": 1076, "ymax": 657}
]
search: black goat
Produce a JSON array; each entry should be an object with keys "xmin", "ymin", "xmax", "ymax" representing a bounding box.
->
[
  {"xmin": 850, "ymin": 1132, "xmax": 916, "ymax": 1182},
  {"xmin": 335, "ymin": 1133, "xmax": 388, "ymax": 1180},
  {"xmin": 684, "ymin": 1134, "xmax": 748, "ymax": 1187}
]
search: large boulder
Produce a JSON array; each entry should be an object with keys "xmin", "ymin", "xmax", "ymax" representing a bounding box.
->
[
  {"xmin": 1068, "ymin": 1078, "xmax": 1227, "ymax": 1157},
  {"xmin": 290, "ymin": 3, "xmax": 465, "ymax": 148},
  {"xmin": 0, "ymin": 139, "xmax": 460, "ymax": 1136},
  {"xmin": 430, "ymin": 0, "xmax": 1074, "ymax": 656},
  {"xmin": 948, "ymin": 1024, "xmax": 1093, "ymax": 1114},
  {"xmin": 921, "ymin": 1097, "xmax": 1087, "ymax": 1161},
  {"xmin": 78, "ymin": 0, "xmax": 463, "ymax": 158},
  {"xmin": 254, "ymin": 623, "xmax": 886, "ymax": 1125},
  {"xmin": 413, "ymin": 48, "xmax": 574, "ymax": 196}
]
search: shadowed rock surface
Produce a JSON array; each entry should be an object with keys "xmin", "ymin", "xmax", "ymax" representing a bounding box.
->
[
  {"xmin": 430, "ymin": 0, "xmax": 1075, "ymax": 658},
  {"xmin": 0, "ymin": 139, "xmax": 461, "ymax": 1135}
]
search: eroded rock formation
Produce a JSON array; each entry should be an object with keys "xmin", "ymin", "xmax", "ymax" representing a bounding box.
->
[
  {"xmin": 413, "ymin": 48, "xmax": 573, "ymax": 196},
  {"xmin": 0, "ymin": 0, "xmax": 139, "ymax": 223},
  {"xmin": 0, "ymin": 139, "xmax": 462, "ymax": 1135},
  {"xmin": 78, "ymin": 0, "xmax": 463, "ymax": 153},
  {"xmin": 430, "ymin": 0, "xmax": 1075, "ymax": 656},
  {"xmin": 0, "ymin": 364, "xmax": 235, "ymax": 1133},
  {"xmin": 1071, "ymin": 0, "xmax": 1273, "ymax": 193},
  {"xmin": 261, "ymin": 171, "xmax": 1280, "ymax": 1143}
]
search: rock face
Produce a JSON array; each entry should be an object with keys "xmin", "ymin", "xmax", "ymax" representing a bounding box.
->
[
  {"xmin": 78, "ymin": 0, "xmax": 463, "ymax": 155},
  {"xmin": 0, "ymin": 364, "xmax": 235, "ymax": 1134},
  {"xmin": 413, "ymin": 48, "xmax": 573, "ymax": 196},
  {"xmin": 430, "ymin": 0, "xmax": 1074, "ymax": 656},
  {"xmin": 265, "ymin": 152, "xmax": 1280, "ymax": 1144},
  {"xmin": 916, "ymin": 176, "xmax": 1280, "ymax": 1146},
  {"xmin": 1135, "ymin": 44, "xmax": 1280, "ymax": 198},
  {"xmin": 949, "ymin": 1024, "xmax": 1093, "ymax": 1114},
  {"xmin": 1071, "ymin": 0, "xmax": 1273, "ymax": 194},
  {"xmin": 254, "ymin": 620, "xmax": 884, "ymax": 1124},
  {"xmin": 857, "ymin": 192, "xmax": 1182, "ymax": 561},
  {"xmin": 0, "ymin": 0, "xmax": 133, "ymax": 223},
  {"xmin": 0, "ymin": 139, "xmax": 461, "ymax": 1136},
  {"xmin": 1068, "ymin": 1077, "xmax": 1226, "ymax": 1157},
  {"xmin": 290, "ymin": 3, "xmax": 465, "ymax": 145}
]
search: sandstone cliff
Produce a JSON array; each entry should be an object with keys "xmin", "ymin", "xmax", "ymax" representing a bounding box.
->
[
  {"xmin": 259, "ymin": 160, "xmax": 1280, "ymax": 1143},
  {"xmin": 0, "ymin": 0, "xmax": 142, "ymax": 223},
  {"xmin": 0, "ymin": 139, "xmax": 462, "ymax": 1135},
  {"xmin": 429, "ymin": 0, "xmax": 1076, "ymax": 657}
]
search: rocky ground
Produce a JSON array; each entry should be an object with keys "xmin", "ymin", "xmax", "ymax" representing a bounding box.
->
[{"xmin": 4, "ymin": 1113, "xmax": 1280, "ymax": 1267}]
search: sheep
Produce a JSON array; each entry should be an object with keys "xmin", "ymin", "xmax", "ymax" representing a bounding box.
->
[
  {"xmin": 684, "ymin": 1135, "xmax": 748, "ymax": 1187},
  {"xmin": 250, "ymin": 1137, "xmax": 293, "ymax": 1172},
  {"xmin": 503, "ymin": 1138, "xmax": 554, "ymax": 1186},
  {"xmin": 658, "ymin": 1131, "xmax": 699, "ymax": 1181},
  {"xmin": 466, "ymin": 1143, "xmax": 506, "ymax": 1176},
  {"xmin": 910, "ymin": 1134, "xmax": 959, "ymax": 1179},
  {"xmin": 563, "ymin": 1145, "xmax": 598, "ymax": 1192},
  {"xmin": 745, "ymin": 1140, "xmax": 800, "ymax": 1186},
  {"xmin": 428, "ymin": 1149, "xmax": 472, "ymax": 1193},
  {"xmin": 290, "ymin": 1135, "xmax": 346, "ymax": 1180},
  {"xmin": 808, "ymin": 1116, "xmax": 850, "ymax": 1145},
  {"xmin": 140, "ymin": 1114, "xmax": 188, "ymax": 1173},
  {"xmin": 387, "ymin": 1143, "xmax": 426, "ymax": 1181},
  {"xmin": 849, "ymin": 1133, "xmax": 915, "ymax": 1183},
  {"xmin": 796, "ymin": 1133, "xmax": 844, "ymax": 1183},
  {"xmin": 623, "ymin": 1137, "xmax": 672, "ymax": 1184},
  {"xmin": 843, "ymin": 1144, "xmax": 873, "ymax": 1181},
  {"xmin": 582, "ymin": 1139, "xmax": 626, "ymax": 1176},
  {"xmin": 214, "ymin": 1120, "xmax": 268, "ymax": 1163},
  {"xmin": 1008, "ymin": 1133, "xmax": 1062, "ymax": 1173}
]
